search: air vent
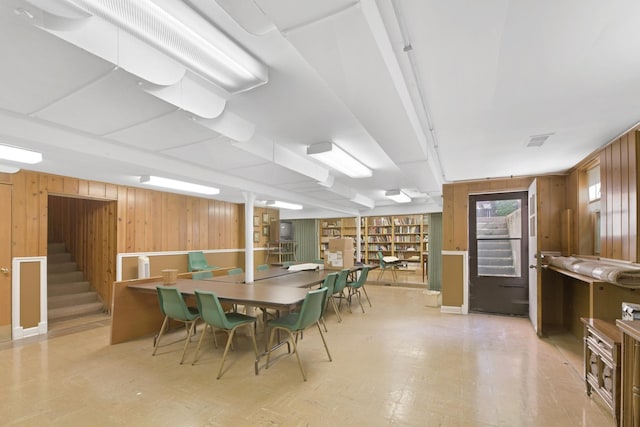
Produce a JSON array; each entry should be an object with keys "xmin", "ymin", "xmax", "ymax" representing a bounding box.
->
[{"xmin": 527, "ymin": 133, "xmax": 553, "ymax": 148}]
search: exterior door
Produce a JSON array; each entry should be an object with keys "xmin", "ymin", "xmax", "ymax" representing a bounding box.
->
[
  {"xmin": 469, "ymin": 191, "xmax": 528, "ymax": 316},
  {"xmin": 528, "ymin": 180, "xmax": 540, "ymax": 334},
  {"xmin": 0, "ymin": 184, "xmax": 11, "ymax": 342}
]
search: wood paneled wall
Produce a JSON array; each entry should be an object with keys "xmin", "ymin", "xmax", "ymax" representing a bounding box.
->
[
  {"xmin": 599, "ymin": 131, "xmax": 639, "ymax": 262},
  {"xmin": 6, "ymin": 170, "xmax": 247, "ymax": 309},
  {"xmin": 441, "ymin": 176, "xmax": 566, "ymax": 307}
]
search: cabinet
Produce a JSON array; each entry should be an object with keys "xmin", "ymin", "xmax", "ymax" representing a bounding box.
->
[
  {"xmin": 582, "ymin": 318, "xmax": 621, "ymax": 426},
  {"xmin": 267, "ymin": 241, "xmax": 296, "ymax": 265}
]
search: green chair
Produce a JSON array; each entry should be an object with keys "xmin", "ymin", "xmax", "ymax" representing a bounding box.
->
[
  {"xmin": 192, "ymin": 270, "xmax": 213, "ymax": 280},
  {"xmin": 319, "ymin": 272, "xmax": 340, "ymax": 329},
  {"xmin": 282, "ymin": 261, "xmax": 295, "ymax": 268},
  {"xmin": 153, "ymin": 286, "xmax": 200, "ymax": 364},
  {"xmin": 376, "ymin": 251, "xmax": 398, "ymax": 282},
  {"xmin": 346, "ymin": 266, "xmax": 371, "ymax": 313},
  {"xmin": 227, "ymin": 267, "xmax": 243, "ymax": 276},
  {"xmin": 187, "ymin": 251, "xmax": 217, "ymax": 272},
  {"xmin": 266, "ymin": 287, "xmax": 332, "ymax": 381},
  {"xmin": 331, "ymin": 268, "xmax": 350, "ymax": 312},
  {"xmin": 312, "ymin": 259, "xmax": 324, "ymax": 264},
  {"xmin": 256, "ymin": 264, "xmax": 270, "ymax": 271},
  {"xmin": 192, "ymin": 290, "xmax": 259, "ymax": 379}
]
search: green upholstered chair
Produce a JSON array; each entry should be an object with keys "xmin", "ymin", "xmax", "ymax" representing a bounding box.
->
[
  {"xmin": 192, "ymin": 290, "xmax": 259, "ymax": 379},
  {"xmin": 153, "ymin": 286, "xmax": 200, "ymax": 364},
  {"xmin": 227, "ymin": 267, "xmax": 243, "ymax": 276},
  {"xmin": 266, "ymin": 287, "xmax": 332, "ymax": 381},
  {"xmin": 376, "ymin": 251, "xmax": 398, "ymax": 282},
  {"xmin": 191, "ymin": 270, "xmax": 213, "ymax": 280},
  {"xmin": 256, "ymin": 264, "xmax": 270, "ymax": 271},
  {"xmin": 320, "ymin": 272, "xmax": 340, "ymax": 327},
  {"xmin": 346, "ymin": 266, "xmax": 371, "ymax": 313},
  {"xmin": 187, "ymin": 251, "xmax": 217, "ymax": 272}
]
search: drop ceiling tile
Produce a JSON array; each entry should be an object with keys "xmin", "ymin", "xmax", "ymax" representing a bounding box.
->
[{"xmin": 163, "ymin": 138, "xmax": 268, "ymax": 171}]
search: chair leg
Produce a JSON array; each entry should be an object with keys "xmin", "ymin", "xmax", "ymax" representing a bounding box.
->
[
  {"xmin": 347, "ymin": 288, "xmax": 353, "ymax": 314},
  {"xmin": 286, "ymin": 329, "xmax": 306, "ymax": 381},
  {"xmin": 265, "ymin": 327, "xmax": 278, "ymax": 369},
  {"xmin": 377, "ymin": 268, "xmax": 384, "ymax": 281},
  {"xmin": 362, "ymin": 285, "xmax": 372, "ymax": 307},
  {"xmin": 217, "ymin": 327, "xmax": 238, "ymax": 379},
  {"xmin": 316, "ymin": 321, "xmax": 332, "ymax": 362},
  {"xmin": 179, "ymin": 319, "xmax": 198, "ymax": 364},
  {"xmin": 248, "ymin": 322, "xmax": 260, "ymax": 376},
  {"xmin": 320, "ymin": 315, "xmax": 328, "ymax": 332},
  {"xmin": 330, "ymin": 295, "xmax": 342, "ymax": 322},
  {"xmin": 356, "ymin": 289, "xmax": 365, "ymax": 313},
  {"xmin": 152, "ymin": 316, "xmax": 169, "ymax": 356},
  {"xmin": 191, "ymin": 323, "xmax": 210, "ymax": 365}
]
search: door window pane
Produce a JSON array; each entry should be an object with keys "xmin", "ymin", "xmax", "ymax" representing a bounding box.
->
[{"xmin": 476, "ymin": 199, "xmax": 522, "ymax": 277}]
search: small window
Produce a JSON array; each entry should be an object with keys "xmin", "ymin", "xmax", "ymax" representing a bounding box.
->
[{"xmin": 587, "ymin": 166, "xmax": 601, "ymax": 203}]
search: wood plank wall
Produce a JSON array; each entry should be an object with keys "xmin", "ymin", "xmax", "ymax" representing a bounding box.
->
[
  {"xmin": 441, "ymin": 176, "xmax": 566, "ymax": 307},
  {"xmin": 599, "ymin": 131, "xmax": 639, "ymax": 262},
  {"xmin": 6, "ymin": 170, "xmax": 252, "ymax": 308}
]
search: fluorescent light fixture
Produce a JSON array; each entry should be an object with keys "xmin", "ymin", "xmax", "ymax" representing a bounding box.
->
[
  {"xmin": 385, "ymin": 189, "xmax": 411, "ymax": 203},
  {"xmin": 266, "ymin": 200, "xmax": 303, "ymax": 210},
  {"xmin": 307, "ymin": 142, "xmax": 372, "ymax": 178},
  {"xmin": 0, "ymin": 164, "xmax": 20, "ymax": 174},
  {"xmin": 350, "ymin": 193, "xmax": 375, "ymax": 209},
  {"xmin": 62, "ymin": 0, "xmax": 268, "ymax": 93},
  {"xmin": 0, "ymin": 144, "xmax": 42, "ymax": 164},
  {"xmin": 140, "ymin": 175, "xmax": 219, "ymax": 195}
]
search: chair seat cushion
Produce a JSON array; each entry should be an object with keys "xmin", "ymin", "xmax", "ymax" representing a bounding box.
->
[{"xmin": 269, "ymin": 312, "xmax": 300, "ymax": 329}]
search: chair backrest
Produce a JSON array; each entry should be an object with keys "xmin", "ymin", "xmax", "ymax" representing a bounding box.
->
[
  {"xmin": 376, "ymin": 251, "xmax": 387, "ymax": 267},
  {"xmin": 192, "ymin": 270, "xmax": 213, "ymax": 280},
  {"xmin": 194, "ymin": 290, "xmax": 231, "ymax": 329},
  {"xmin": 256, "ymin": 264, "xmax": 270, "ymax": 271},
  {"xmin": 227, "ymin": 267, "xmax": 244, "ymax": 276},
  {"xmin": 352, "ymin": 266, "xmax": 370, "ymax": 288},
  {"xmin": 156, "ymin": 286, "xmax": 195, "ymax": 321},
  {"xmin": 291, "ymin": 287, "xmax": 328, "ymax": 331},
  {"xmin": 188, "ymin": 251, "xmax": 210, "ymax": 272},
  {"xmin": 320, "ymin": 272, "xmax": 338, "ymax": 315},
  {"xmin": 333, "ymin": 269, "xmax": 350, "ymax": 293},
  {"xmin": 282, "ymin": 261, "xmax": 295, "ymax": 268}
]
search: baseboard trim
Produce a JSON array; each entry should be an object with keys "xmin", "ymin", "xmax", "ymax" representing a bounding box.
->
[{"xmin": 440, "ymin": 305, "xmax": 463, "ymax": 314}]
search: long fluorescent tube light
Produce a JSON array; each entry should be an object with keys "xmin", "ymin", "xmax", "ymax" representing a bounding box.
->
[
  {"xmin": 385, "ymin": 189, "xmax": 411, "ymax": 203},
  {"xmin": 140, "ymin": 175, "xmax": 219, "ymax": 195},
  {"xmin": 0, "ymin": 144, "xmax": 42, "ymax": 164},
  {"xmin": 266, "ymin": 200, "xmax": 303, "ymax": 210},
  {"xmin": 62, "ymin": 0, "xmax": 268, "ymax": 93},
  {"xmin": 307, "ymin": 142, "xmax": 372, "ymax": 178}
]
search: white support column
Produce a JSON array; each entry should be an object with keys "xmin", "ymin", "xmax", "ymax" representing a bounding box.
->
[
  {"xmin": 356, "ymin": 215, "xmax": 362, "ymax": 263},
  {"xmin": 242, "ymin": 191, "xmax": 255, "ymax": 284}
]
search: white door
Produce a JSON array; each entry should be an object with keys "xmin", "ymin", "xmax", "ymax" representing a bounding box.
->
[{"xmin": 528, "ymin": 179, "xmax": 539, "ymax": 334}]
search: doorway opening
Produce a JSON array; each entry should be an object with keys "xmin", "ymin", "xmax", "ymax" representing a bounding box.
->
[{"xmin": 469, "ymin": 191, "xmax": 528, "ymax": 316}]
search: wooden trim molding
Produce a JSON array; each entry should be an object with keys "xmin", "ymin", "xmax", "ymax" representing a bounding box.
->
[{"xmin": 12, "ymin": 256, "xmax": 47, "ymax": 340}]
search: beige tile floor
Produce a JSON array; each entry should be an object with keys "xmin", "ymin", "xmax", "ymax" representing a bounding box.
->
[{"xmin": 1, "ymin": 284, "xmax": 614, "ymax": 427}]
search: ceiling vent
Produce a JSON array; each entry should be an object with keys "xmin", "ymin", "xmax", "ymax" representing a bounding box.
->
[{"xmin": 526, "ymin": 133, "xmax": 553, "ymax": 148}]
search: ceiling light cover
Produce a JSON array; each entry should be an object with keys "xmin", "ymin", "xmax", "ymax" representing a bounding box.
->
[
  {"xmin": 385, "ymin": 189, "xmax": 411, "ymax": 203},
  {"xmin": 527, "ymin": 133, "xmax": 553, "ymax": 148},
  {"xmin": 140, "ymin": 175, "xmax": 220, "ymax": 195},
  {"xmin": 307, "ymin": 142, "xmax": 372, "ymax": 178},
  {"xmin": 63, "ymin": 0, "xmax": 268, "ymax": 93},
  {"xmin": 0, "ymin": 144, "xmax": 42, "ymax": 164},
  {"xmin": 266, "ymin": 200, "xmax": 303, "ymax": 210}
]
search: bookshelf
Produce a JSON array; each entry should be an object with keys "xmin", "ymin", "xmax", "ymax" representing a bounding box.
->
[{"xmin": 319, "ymin": 214, "xmax": 429, "ymax": 270}]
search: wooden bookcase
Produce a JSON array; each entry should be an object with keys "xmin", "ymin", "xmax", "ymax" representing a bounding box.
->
[{"xmin": 319, "ymin": 214, "xmax": 429, "ymax": 269}]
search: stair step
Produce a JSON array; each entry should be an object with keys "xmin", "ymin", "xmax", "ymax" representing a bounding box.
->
[
  {"xmin": 479, "ymin": 265, "xmax": 516, "ymax": 276},
  {"xmin": 47, "ymin": 242, "xmax": 67, "ymax": 254},
  {"xmin": 48, "ymin": 291, "xmax": 99, "ymax": 309},
  {"xmin": 47, "ymin": 262, "xmax": 78, "ymax": 274},
  {"xmin": 48, "ymin": 281, "xmax": 91, "ymax": 296},
  {"xmin": 478, "ymin": 257, "xmax": 514, "ymax": 266},
  {"xmin": 48, "ymin": 302, "xmax": 104, "ymax": 322},
  {"xmin": 48, "ymin": 252, "xmax": 72, "ymax": 264},
  {"xmin": 48, "ymin": 271, "xmax": 84, "ymax": 284}
]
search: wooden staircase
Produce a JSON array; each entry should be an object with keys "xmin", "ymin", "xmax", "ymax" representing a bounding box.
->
[{"xmin": 48, "ymin": 243, "xmax": 105, "ymax": 323}]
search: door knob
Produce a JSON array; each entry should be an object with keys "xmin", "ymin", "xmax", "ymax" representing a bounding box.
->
[
  {"xmin": 529, "ymin": 265, "xmax": 537, "ymax": 269},
  {"xmin": 0, "ymin": 267, "xmax": 9, "ymax": 274}
]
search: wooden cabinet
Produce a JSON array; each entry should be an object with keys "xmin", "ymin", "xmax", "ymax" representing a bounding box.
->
[{"xmin": 582, "ymin": 318, "xmax": 621, "ymax": 426}]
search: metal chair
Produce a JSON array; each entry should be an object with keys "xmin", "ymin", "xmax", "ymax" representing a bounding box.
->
[
  {"xmin": 266, "ymin": 287, "xmax": 332, "ymax": 381},
  {"xmin": 331, "ymin": 268, "xmax": 350, "ymax": 312},
  {"xmin": 153, "ymin": 286, "xmax": 200, "ymax": 364},
  {"xmin": 346, "ymin": 266, "xmax": 371, "ymax": 313},
  {"xmin": 192, "ymin": 290, "xmax": 259, "ymax": 379},
  {"xmin": 191, "ymin": 270, "xmax": 213, "ymax": 280},
  {"xmin": 319, "ymin": 272, "xmax": 340, "ymax": 329},
  {"xmin": 256, "ymin": 264, "xmax": 270, "ymax": 271},
  {"xmin": 227, "ymin": 267, "xmax": 243, "ymax": 276}
]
